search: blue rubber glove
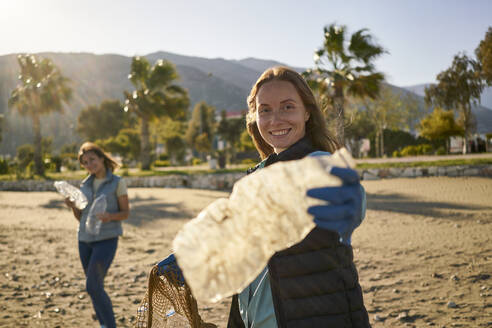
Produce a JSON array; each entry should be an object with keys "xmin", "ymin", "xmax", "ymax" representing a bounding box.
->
[
  {"xmin": 157, "ymin": 253, "xmax": 185, "ymax": 286},
  {"xmin": 306, "ymin": 166, "xmax": 365, "ymax": 246}
]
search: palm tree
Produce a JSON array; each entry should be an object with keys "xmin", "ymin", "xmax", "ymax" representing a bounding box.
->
[
  {"xmin": 304, "ymin": 24, "xmax": 386, "ymax": 144},
  {"xmin": 124, "ymin": 56, "xmax": 189, "ymax": 170},
  {"xmin": 8, "ymin": 54, "xmax": 72, "ymax": 175}
]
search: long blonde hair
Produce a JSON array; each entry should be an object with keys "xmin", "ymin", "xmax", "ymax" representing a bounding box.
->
[{"xmin": 246, "ymin": 66, "xmax": 340, "ymax": 159}]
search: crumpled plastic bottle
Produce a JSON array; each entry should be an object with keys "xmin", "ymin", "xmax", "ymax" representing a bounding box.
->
[
  {"xmin": 85, "ymin": 194, "xmax": 107, "ymax": 235},
  {"xmin": 173, "ymin": 148, "xmax": 355, "ymax": 302},
  {"xmin": 54, "ymin": 181, "xmax": 88, "ymax": 210}
]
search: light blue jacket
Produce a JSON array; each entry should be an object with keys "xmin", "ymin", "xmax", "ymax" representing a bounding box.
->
[{"xmin": 78, "ymin": 169, "xmax": 123, "ymax": 242}]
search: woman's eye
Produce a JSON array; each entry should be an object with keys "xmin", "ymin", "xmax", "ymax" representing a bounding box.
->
[{"xmin": 284, "ymin": 104, "xmax": 295, "ymax": 110}]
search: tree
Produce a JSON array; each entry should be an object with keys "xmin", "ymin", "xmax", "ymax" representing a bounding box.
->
[
  {"xmin": 8, "ymin": 54, "xmax": 72, "ymax": 175},
  {"xmin": 16, "ymin": 144, "xmax": 34, "ymax": 174},
  {"xmin": 156, "ymin": 117, "xmax": 187, "ymax": 165},
  {"xmin": 100, "ymin": 128, "xmax": 141, "ymax": 164},
  {"xmin": 123, "ymin": 56, "xmax": 189, "ymax": 170},
  {"xmin": 216, "ymin": 110, "xmax": 245, "ymax": 163},
  {"xmin": 185, "ymin": 101, "xmax": 216, "ymax": 158},
  {"xmin": 77, "ymin": 100, "xmax": 134, "ymax": 141},
  {"xmin": 476, "ymin": 26, "xmax": 492, "ymax": 85},
  {"xmin": 0, "ymin": 114, "xmax": 4, "ymax": 143},
  {"xmin": 362, "ymin": 86, "xmax": 420, "ymax": 157},
  {"xmin": 344, "ymin": 108, "xmax": 374, "ymax": 158},
  {"xmin": 425, "ymin": 53, "xmax": 485, "ymax": 154},
  {"xmin": 418, "ymin": 107, "xmax": 464, "ymax": 153},
  {"xmin": 304, "ymin": 23, "xmax": 386, "ymax": 144},
  {"xmin": 239, "ymin": 129, "xmax": 256, "ymax": 152}
]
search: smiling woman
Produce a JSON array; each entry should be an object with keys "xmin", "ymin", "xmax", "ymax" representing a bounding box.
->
[
  {"xmin": 246, "ymin": 66, "xmax": 339, "ymax": 159},
  {"xmin": 255, "ymin": 80, "xmax": 310, "ymax": 153}
]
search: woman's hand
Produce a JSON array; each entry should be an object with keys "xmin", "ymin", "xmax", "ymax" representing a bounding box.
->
[
  {"xmin": 306, "ymin": 166, "xmax": 365, "ymax": 246},
  {"xmin": 96, "ymin": 212, "xmax": 113, "ymax": 223},
  {"xmin": 64, "ymin": 198, "xmax": 76, "ymax": 209},
  {"xmin": 65, "ymin": 197, "xmax": 82, "ymax": 221},
  {"xmin": 158, "ymin": 254, "xmax": 185, "ymax": 286}
]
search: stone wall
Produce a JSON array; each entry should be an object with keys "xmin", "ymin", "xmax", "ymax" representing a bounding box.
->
[
  {"xmin": 359, "ymin": 164, "xmax": 492, "ymax": 180},
  {"xmin": 0, "ymin": 165, "xmax": 491, "ymax": 192}
]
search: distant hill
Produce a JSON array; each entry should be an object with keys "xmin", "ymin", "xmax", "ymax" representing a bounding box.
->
[
  {"xmin": 235, "ymin": 58, "xmax": 305, "ymax": 74},
  {"xmin": 0, "ymin": 51, "xmax": 273, "ymax": 155},
  {"xmin": 1, "ymin": 51, "xmax": 491, "ymax": 156}
]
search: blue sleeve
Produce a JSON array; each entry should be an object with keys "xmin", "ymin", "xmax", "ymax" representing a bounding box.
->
[
  {"xmin": 359, "ymin": 184, "xmax": 366, "ymax": 226},
  {"xmin": 308, "ymin": 151, "xmax": 331, "ymax": 157}
]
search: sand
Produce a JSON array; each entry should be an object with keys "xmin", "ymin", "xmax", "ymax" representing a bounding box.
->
[{"xmin": 0, "ymin": 177, "xmax": 491, "ymax": 327}]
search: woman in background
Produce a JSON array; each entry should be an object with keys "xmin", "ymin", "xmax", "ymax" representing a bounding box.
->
[{"xmin": 65, "ymin": 142, "xmax": 130, "ymax": 328}]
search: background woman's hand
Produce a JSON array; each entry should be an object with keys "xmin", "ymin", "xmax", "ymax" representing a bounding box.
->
[
  {"xmin": 96, "ymin": 212, "xmax": 112, "ymax": 223},
  {"xmin": 64, "ymin": 198, "xmax": 76, "ymax": 209}
]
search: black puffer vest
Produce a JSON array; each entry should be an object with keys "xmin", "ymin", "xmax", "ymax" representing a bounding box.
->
[{"xmin": 227, "ymin": 137, "xmax": 370, "ymax": 328}]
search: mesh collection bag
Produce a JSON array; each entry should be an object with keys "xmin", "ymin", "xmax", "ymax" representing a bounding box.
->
[{"xmin": 135, "ymin": 265, "xmax": 217, "ymax": 328}]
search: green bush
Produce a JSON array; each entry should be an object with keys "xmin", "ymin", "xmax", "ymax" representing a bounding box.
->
[
  {"xmin": 158, "ymin": 154, "xmax": 169, "ymax": 161},
  {"xmin": 241, "ymin": 158, "xmax": 257, "ymax": 166},
  {"xmin": 17, "ymin": 144, "xmax": 34, "ymax": 170},
  {"xmin": 400, "ymin": 144, "xmax": 433, "ymax": 156},
  {"xmin": 418, "ymin": 144, "xmax": 433, "ymax": 155},
  {"xmin": 392, "ymin": 150, "xmax": 401, "ymax": 158},
  {"xmin": 436, "ymin": 146, "xmax": 446, "ymax": 155},
  {"xmin": 400, "ymin": 145, "xmax": 419, "ymax": 157},
  {"xmin": 153, "ymin": 160, "xmax": 171, "ymax": 167},
  {"xmin": 0, "ymin": 157, "xmax": 9, "ymax": 174},
  {"xmin": 191, "ymin": 158, "xmax": 202, "ymax": 166},
  {"xmin": 51, "ymin": 155, "xmax": 63, "ymax": 173}
]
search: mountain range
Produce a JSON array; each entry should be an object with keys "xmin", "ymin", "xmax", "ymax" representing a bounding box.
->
[{"xmin": 0, "ymin": 51, "xmax": 491, "ymax": 155}]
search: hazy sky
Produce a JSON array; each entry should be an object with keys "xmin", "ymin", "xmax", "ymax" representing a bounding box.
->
[{"xmin": 1, "ymin": 0, "xmax": 490, "ymax": 87}]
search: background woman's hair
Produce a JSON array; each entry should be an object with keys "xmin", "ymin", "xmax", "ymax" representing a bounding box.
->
[
  {"xmin": 78, "ymin": 142, "xmax": 120, "ymax": 172},
  {"xmin": 246, "ymin": 66, "xmax": 340, "ymax": 159}
]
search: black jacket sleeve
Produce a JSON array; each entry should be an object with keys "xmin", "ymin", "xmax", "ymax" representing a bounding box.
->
[{"xmin": 226, "ymin": 294, "xmax": 245, "ymax": 328}]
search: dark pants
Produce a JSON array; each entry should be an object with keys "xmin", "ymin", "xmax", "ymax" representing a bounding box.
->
[{"xmin": 79, "ymin": 237, "xmax": 118, "ymax": 328}]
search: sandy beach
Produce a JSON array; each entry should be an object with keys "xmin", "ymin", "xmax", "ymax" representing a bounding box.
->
[{"xmin": 0, "ymin": 177, "xmax": 491, "ymax": 327}]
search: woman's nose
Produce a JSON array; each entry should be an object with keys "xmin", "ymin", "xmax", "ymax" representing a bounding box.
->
[{"xmin": 270, "ymin": 109, "xmax": 283, "ymax": 123}]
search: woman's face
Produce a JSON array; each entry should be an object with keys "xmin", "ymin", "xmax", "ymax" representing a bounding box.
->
[
  {"xmin": 255, "ymin": 80, "xmax": 310, "ymax": 154},
  {"xmin": 80, "ymin": 151, "xmax": 106, "ymax": 177}
]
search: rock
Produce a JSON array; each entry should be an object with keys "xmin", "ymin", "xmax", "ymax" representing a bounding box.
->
[
  {"xmin": 374, "ymin": 314, "xmax": 385, "ymax": 322},
  {"xmin": 447, "ymin": 301, "xmax": 457, "ymax": 308},
  {"xmin": 450, "ymin": 275, "xmax": 459, "ymax": 281},
  {"xmin": 397, "ymin": 311, "xmax": 409, "ymax": 321}
]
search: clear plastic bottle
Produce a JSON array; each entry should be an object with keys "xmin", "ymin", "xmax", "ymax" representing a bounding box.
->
[
  {"xmin": 85, "ymin": 194, "xmax": 107, "ymax": 235},
  {"xmin": 173, "ymin": 148, "xmax": 355, "ymax": 302},
  {"xmin": 54, "ymin": 181, "xmax": 88, "ymax": 210}
]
